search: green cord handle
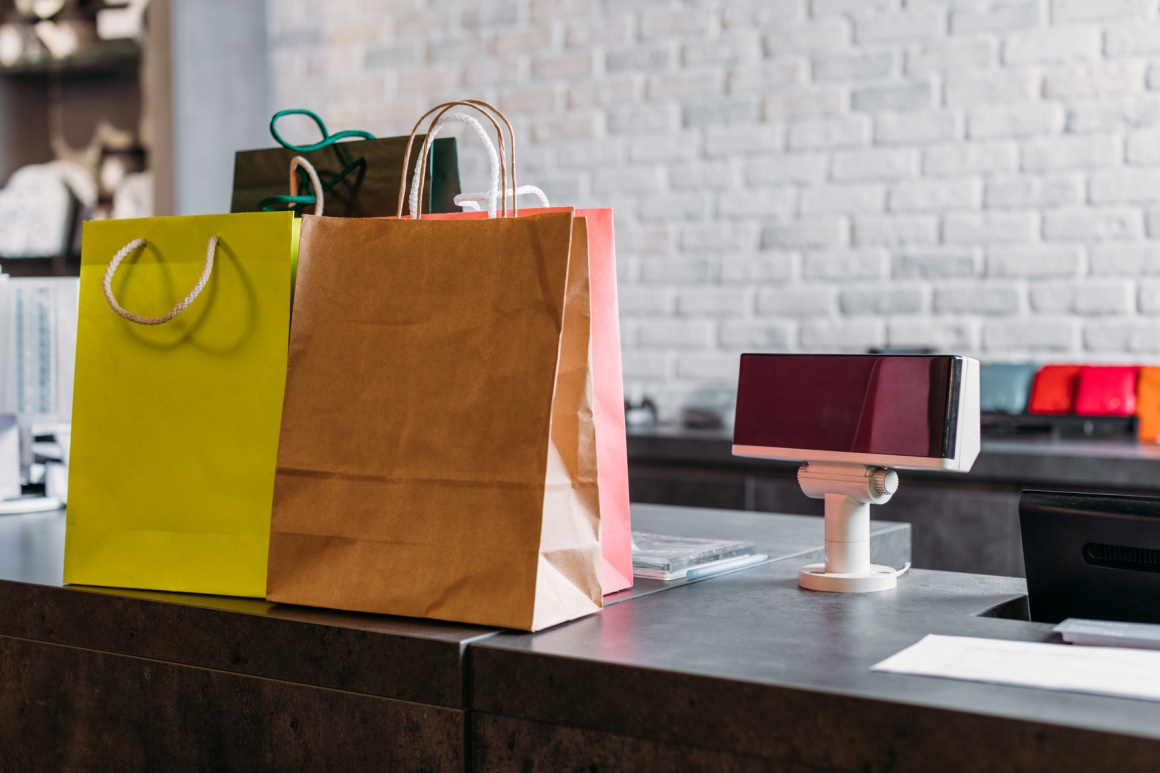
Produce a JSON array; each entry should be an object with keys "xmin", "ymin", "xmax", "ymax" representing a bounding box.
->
[
  {"xmin": 269, "ymin": 109, "xmax": 375, "ymax": 153},
  {"xmin": 260, "ymin": 109, "xmax": 376, "ymax": 213}
]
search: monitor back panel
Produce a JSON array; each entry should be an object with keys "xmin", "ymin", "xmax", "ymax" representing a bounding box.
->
[{"xmin": 1020, "ymin": 490, "xmax": 1160, "ymax": 624}]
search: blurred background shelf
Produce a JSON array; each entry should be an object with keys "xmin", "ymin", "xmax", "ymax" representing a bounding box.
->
[
  {"xmin": 0, "ymin": 255, "xmax": 79, "ymax": 276},
  {"xmin": 0, "ymin": 38, "xmax": 139, "ymax": 77},
  {"xmin": 0, "ymin": 1, "xmax": 270, "ymax": 277}
]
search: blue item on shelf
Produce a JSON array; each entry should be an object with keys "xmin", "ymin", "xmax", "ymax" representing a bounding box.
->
[{"xmin": 980, "ymin": 362, "xmax": 1037, "ymax": 414}]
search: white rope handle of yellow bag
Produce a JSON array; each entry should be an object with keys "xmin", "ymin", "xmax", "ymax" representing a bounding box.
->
[
  {"xmin": 455, "ymin": 185, "xmax": 550, "ymax": 211},
  {"xmin": 103, "ymin": 236, "xmax": 218, "ymax": 325},
  {"xmin": 289, "ymin": 155, "xmax": 324, "ymax": 217},
  {"xmin": 409, "ymin": 112, "xmax": 501, "ymax": 219}
]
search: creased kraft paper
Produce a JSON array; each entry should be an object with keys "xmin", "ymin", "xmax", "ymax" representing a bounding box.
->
[{"xmin": 267, "ymin": 210, "xmax": 602, "ymax": 631}]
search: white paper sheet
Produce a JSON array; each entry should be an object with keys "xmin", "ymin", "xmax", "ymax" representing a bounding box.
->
[{"xmin": 873, "ymin": 634, "xmax": 1160, "ymax": 703}]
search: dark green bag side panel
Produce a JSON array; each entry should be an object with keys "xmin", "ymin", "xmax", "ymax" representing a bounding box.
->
[{"xmin": 428, "ymin": 137, "xmax": 461, "ymax": 216}]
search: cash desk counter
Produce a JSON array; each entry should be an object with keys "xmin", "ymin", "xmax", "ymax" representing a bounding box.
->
[
  {"xmin": 6, "ymin": 503, "xmax": 1160, "ymax": 770},
  {"xmin": 471, "ymin": 560, "xmax": 1160, "ymax": 772},
  {"xmin": 0, "ymin": 504, "xmax": 902, "ymax": 770}
]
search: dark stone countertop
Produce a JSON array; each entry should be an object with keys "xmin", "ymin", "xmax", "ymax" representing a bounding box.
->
[
  {"xmin": 0, "ymin": 504, "xmax": 908, "ymax": 709},
  {"xmin": 10, "ymin": 503, "xmax": 1160, "ymax": 767},
  {"xmin": 628, "ymin": 425, "xmax": 1160, "ymax": 490},
  {"xmin": 471, "ymin": 557, "xmax": 1160, "ymax": 769},
  {"xmin": 0, "ymin": 509, "xmax": 499, "ymax": 708}
]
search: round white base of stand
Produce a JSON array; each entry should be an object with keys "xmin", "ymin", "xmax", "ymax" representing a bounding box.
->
[{"xmin": 798, "ymin": 563, "xmax": 899, "ymax": 593}]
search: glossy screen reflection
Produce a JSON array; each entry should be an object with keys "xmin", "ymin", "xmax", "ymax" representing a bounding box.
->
[{"xmin": 733, "ymin": 354, "xmax": 960, "ymax": 459}]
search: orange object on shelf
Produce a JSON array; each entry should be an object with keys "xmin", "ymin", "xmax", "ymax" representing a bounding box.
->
[
  {"xmin": 1074, "ymin": 366, "xmax": 1139, "ymax": 416},
  {"xmin": 1028, "ymin": 364, "xmax": 1085, "ymax": 414},
  {"xmin": 1137, "ymin": 367, "xmax": 1160, "ymax": 443}
]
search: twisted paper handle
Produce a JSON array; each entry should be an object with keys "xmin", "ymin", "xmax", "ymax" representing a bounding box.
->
[
  {"xmin": 103, "ymin": 236, "xmax": 218, "ymax": 325},
  {"xmin": 399, "ymin": 100, "xmax": 515, "ymax": 219}
]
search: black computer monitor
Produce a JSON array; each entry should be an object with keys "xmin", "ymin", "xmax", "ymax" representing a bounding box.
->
[{"xmin": 1020, "ymin": 490, "xmax": 1160, "ymax": 624}]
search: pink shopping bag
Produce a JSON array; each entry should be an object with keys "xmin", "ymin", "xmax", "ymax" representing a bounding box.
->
[{"xmin": 422, "ymin": 207, "xmax": 632, "ymax": 594}]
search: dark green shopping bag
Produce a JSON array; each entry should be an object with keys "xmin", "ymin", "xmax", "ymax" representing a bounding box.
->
[{"xmin": 231, "ymin": 109, "xmax": 462, "ymax": 217}]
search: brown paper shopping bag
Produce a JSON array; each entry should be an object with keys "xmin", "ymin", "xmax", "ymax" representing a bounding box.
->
[{"xmin": 266, "ymin": 110, "xmax": 602, "ymax": 629}]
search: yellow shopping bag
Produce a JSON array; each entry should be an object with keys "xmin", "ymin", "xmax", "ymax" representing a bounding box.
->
[{"xmin": 64, "ymin": 211, "xmax": 295, "ymax": 597}]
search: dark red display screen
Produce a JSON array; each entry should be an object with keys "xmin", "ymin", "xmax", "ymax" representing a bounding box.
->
[{"xmin": 733, "ymin": 354, "xmax": 960, "ymax": 459}]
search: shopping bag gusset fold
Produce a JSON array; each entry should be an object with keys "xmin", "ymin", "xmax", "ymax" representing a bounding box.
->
[{"xmin": 64, "ymin": 211, "xmax": 295, "ymax": 597}]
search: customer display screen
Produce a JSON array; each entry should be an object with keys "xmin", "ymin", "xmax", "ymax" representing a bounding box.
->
[{"xmin": 733, "ymin": 354, "xmax": 960, "ymax": 459}]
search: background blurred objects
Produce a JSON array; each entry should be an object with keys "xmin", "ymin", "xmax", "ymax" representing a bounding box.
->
[{"xmin": 0, "ymin": 0, "xmax": 147, "ymax": 276}]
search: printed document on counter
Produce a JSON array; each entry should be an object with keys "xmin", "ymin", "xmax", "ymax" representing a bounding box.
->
[{"xmin": 873, "ymin": 634, "xmax": 1160, "ymax": 703}]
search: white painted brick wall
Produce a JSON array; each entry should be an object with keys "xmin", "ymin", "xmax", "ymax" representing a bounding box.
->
[
  {"xmin": 967, "ymin": 104, "xmax": 1064, "ymax": 139},
  {"xmin": 757, "ymin": 286, "xmax": 833, "ymax": 317},
  {"xmin": 851, "ymin": 215, "xmax": 939, "ymax": 246},
  {"xmin": 267, "ymin": 0, "xmax": 1160, "ymax": 418},
  {"xmin": 1029, "ymin": 281, "xmax": 1134, "ymax": 315},
  {"xmin": 924, "ymin": 141, "xmax": 1019, "ymax": 176},
  {"xmin": 985, "ymin": 175, "xmax": 1084, "ymax": 207},
  {"xmin": 786, "ymin": 115, "xmax": 871, "ymax": 150},
  {"xmin": 893, "ymin": 247, "xmax": 978, "ymax": 278},
  {"xmin": 934, "ymin": 283, "xmax": 1023, "ymax": 315},
  {"xmin": 1091, "ymin": 244, "xmax": 1160, "ymax": 275},
  {"xmin": 875, "ymin": 110, "xmax": 958, "ymax": 145},
  {"xmin": 987, "ymin": 245, "xmax": 1084, "ymax": 277},
  {"xmin": 1137, "ymin": 282, "xmax": 1160, "ymax": 313},
  {"xmin": 889, "ymin": 179, "xmax": 980, "ymax": 211},
  {"xmin": 949, "ymin": 2, "xmax": 1041, "ymax": 36}
]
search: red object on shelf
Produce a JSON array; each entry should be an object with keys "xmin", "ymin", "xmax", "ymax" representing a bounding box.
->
[
  {"xmin": 1074, "ymin": 366, "xmax": 1139, "ymax": 416},
  {"xmin": 1028, "ymin": 364, "xmax": 1085, "ymax": 414}
]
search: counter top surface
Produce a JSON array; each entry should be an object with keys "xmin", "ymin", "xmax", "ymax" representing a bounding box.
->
[
  {"xmin": 0, "ymin": 507, "xmax": 494, "ymax": 642},
  {"xmin": 6, "ymin": 503, "xmax": 1160, "ymax": 767},
  {"xmin": 0, "ymin": 508, "xmax": 500, "ymax": 708},
  {"xmin": 472, "ymin": 557, "xmax": 1160, "ymax": 755},
  {"xmin": 607, "ymin": 503, "xmax": 909, "ymax": 604}
]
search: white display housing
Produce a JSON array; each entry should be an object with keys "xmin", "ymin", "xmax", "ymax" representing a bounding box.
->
[
  {"xmin": 796, "ymin": 462, "xmax": 906, "ymax": 592},
  {"xmin": 733, "ymin": 356, "xmax": 981, "ymax": 593}
]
